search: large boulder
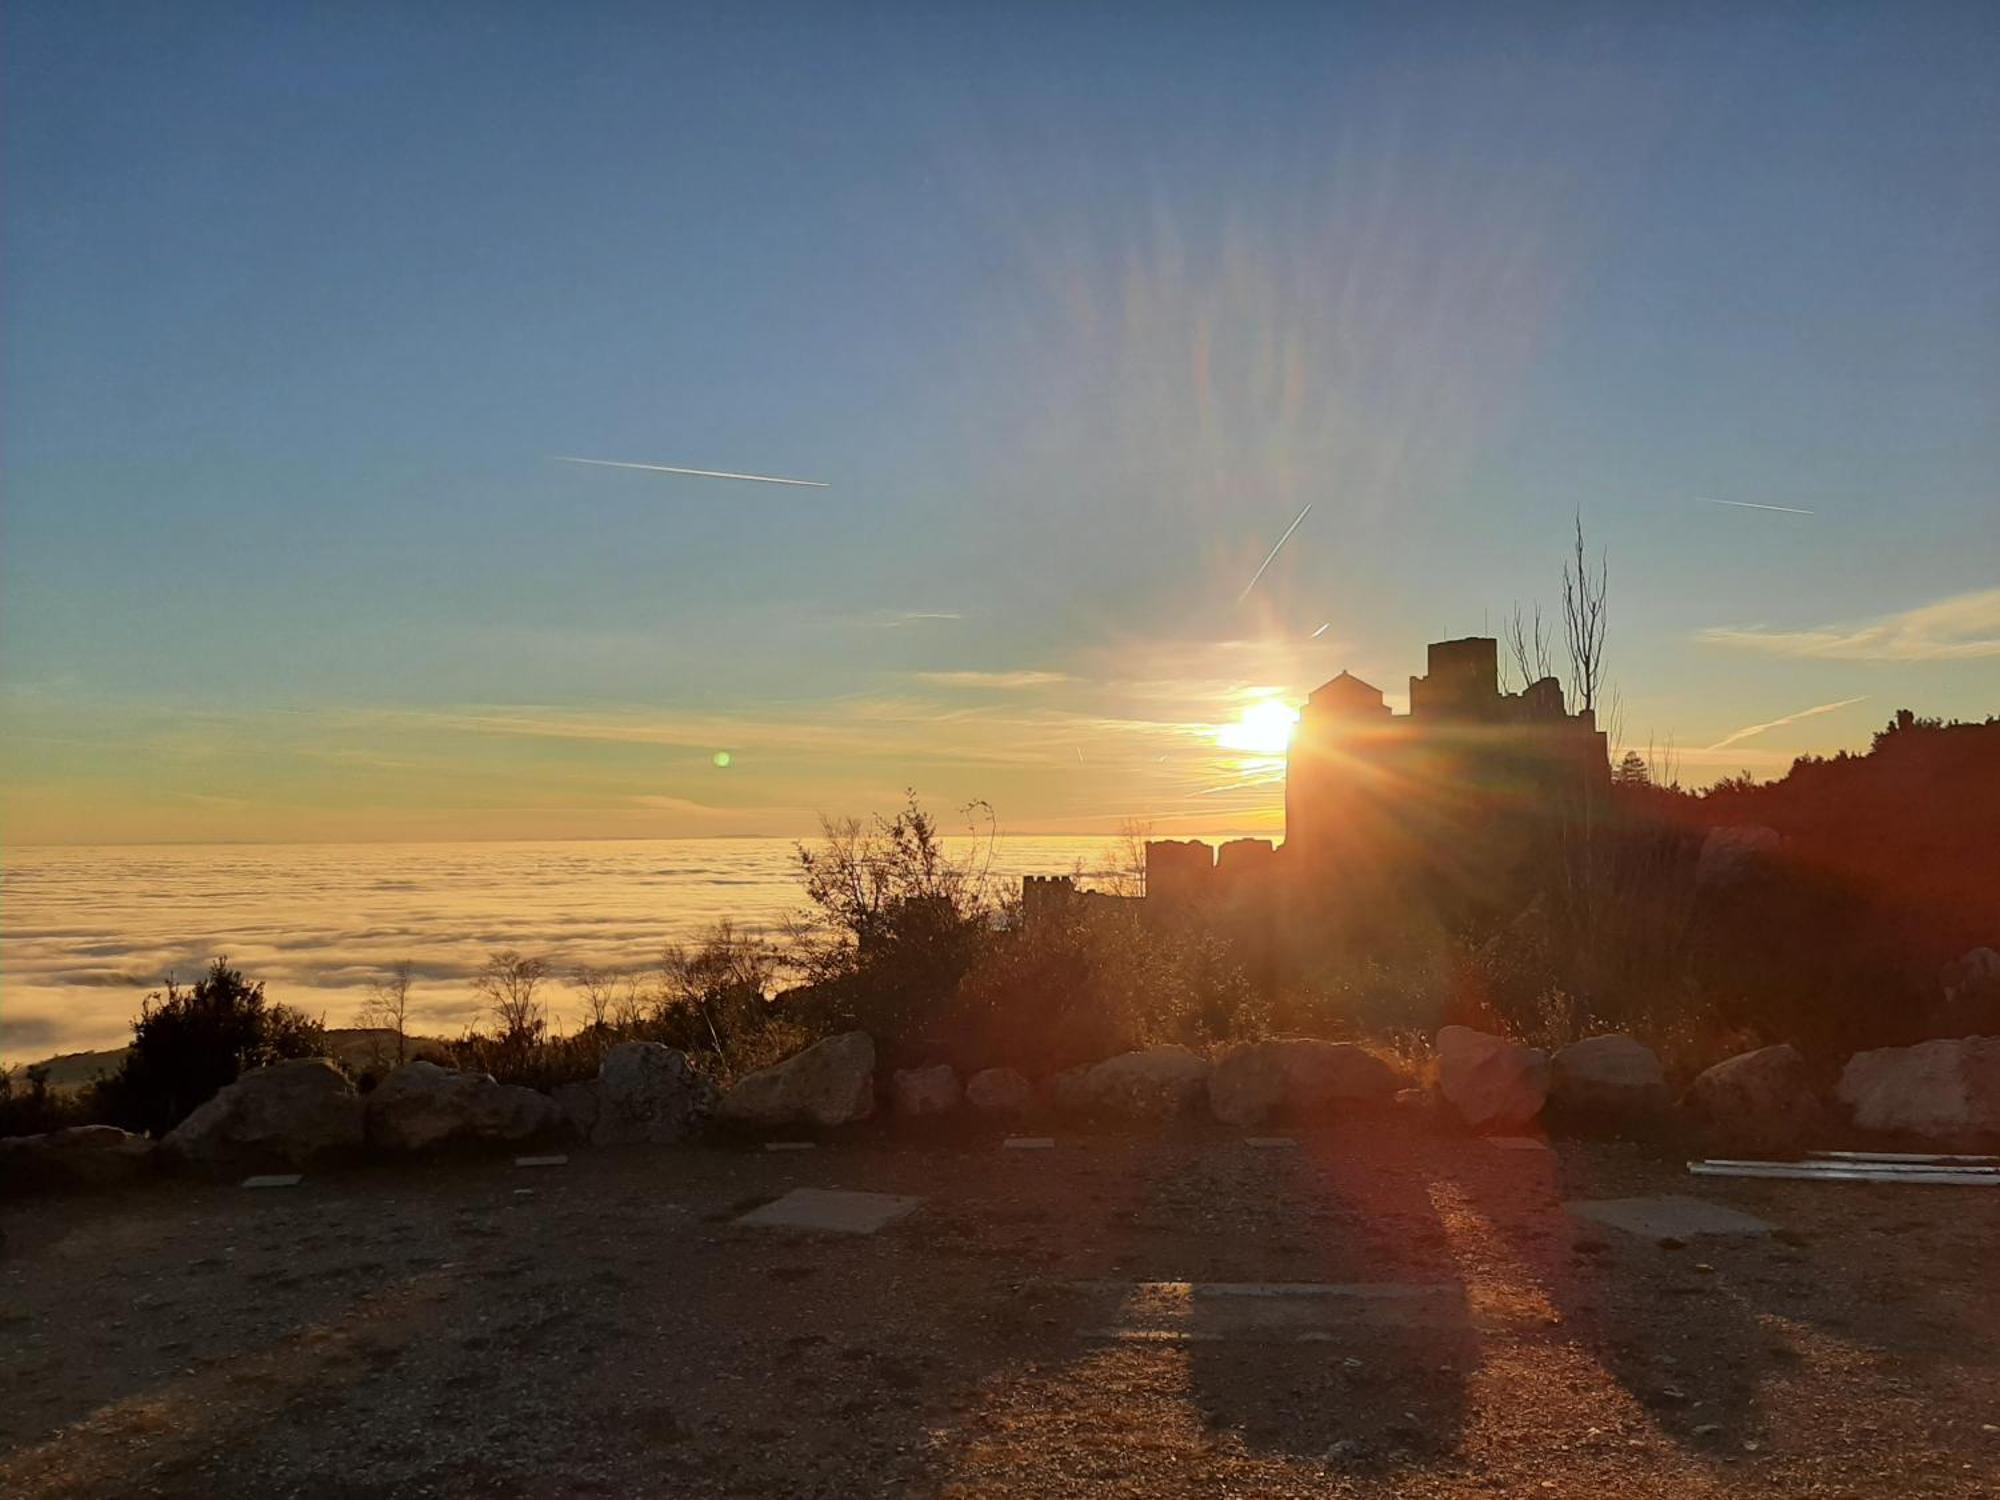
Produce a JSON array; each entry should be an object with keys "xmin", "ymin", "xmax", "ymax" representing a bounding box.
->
[
  {"xmin": 0, "ymin": 1125, "xmax": 156, "ymax": 1192},
  {"xmin": 964, "ymin": 1067, "xmax": 1035, "ymax": 1116},
  {"xmin": 1041, "ymin": 1063, "xmax": 1095, "ymax": 1117},
  {"xmin": 163, "ymin": 1057, "xmax": 365, "ymax": 1169},
  {"xmin": 1696, "ymin": 825, "xmax": 1781, "ymax": 889},
  {"xmin": 719, "ymin": 1031, "xmax": 875, "ymax": 1129},
  {"xmin": 1684, "ymin": 1042, "xmax": 1826, "ymax": 1153},
  {"xmin": 364, "ymin": 1061, "xmax": 559, "ymax": 1152},
  {"xmin": 1837, "ymin": 1036, "xmax": 2000, "ymax": 1143},
  {"xmin": 593, "ymin": 1042, "xmax": 716, "ymax": 1145},
  {"xmin": 1208, "ymin": 1038, "xmax": 1405, "ymax": 1127},
  {"xmin": 552, "ymin": 1079, "xmax": 602, "ymax": 1142},
  {"xmin": 1435, "ymin": 1026, "xmax": 1549, "ymax": 1131},
  {"xmin": 1942, "ymin": 947, "xmax": 2000, "ymax": 1001},
  {"xmin": 1078, "ymin": 1046, "xmax": 1210, "ymax": 1120},
  {"xmin": 1549, "ymin": 1033, "xmax": 1670, "ymax": 1123},
  {"xmin": 892, "ymin": 1063, "xmax": 961, "ymax": 1118}
]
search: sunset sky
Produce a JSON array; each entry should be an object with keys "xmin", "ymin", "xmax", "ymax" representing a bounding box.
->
[{"xmin": 3, "ymin": 3, "xmax": 1996, "ymax": 845}]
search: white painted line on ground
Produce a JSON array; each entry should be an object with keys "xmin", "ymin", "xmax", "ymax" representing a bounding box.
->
[
  {"xmin": 1004, "ymin": 1137, "xmax": 1056, "ymax": 1150},
  {"xmin": 1808, "ymin": 1150, "xmax": 1999, "ymax": 1165},
  {"xmin": 515, "ymin": 1154, "xmax": 568, "ymax": 1167},
  {"xmin": 1690, "ymin": 1161, "xmax": 1997, "ymax": 1186},
  {"xmin": 241, "ymin": 1174, "xmax": 303, "ymax": 1189}
]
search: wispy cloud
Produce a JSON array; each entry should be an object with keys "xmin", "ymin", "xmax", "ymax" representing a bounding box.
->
[
  {"xmin": 911, "ymin": 669, "xmax": 1073, "ymax": 690},
  {"xmin": 1698, "ymin": 588, "xmax": 2000, "ymax": 661},
  {"xmin": 1704, "ymin": 696, "xmax": 1868, "ymax": 753}
]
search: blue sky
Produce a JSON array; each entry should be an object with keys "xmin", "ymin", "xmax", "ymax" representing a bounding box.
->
[{"xmin": 3, "ymin": 2, "xmax": 1995, "ymax": 842}]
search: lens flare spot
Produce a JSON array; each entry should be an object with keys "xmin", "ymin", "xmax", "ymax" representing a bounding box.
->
[{"xmin": 712, "ymin": 751, "xmax": 733, "ymax": 768}]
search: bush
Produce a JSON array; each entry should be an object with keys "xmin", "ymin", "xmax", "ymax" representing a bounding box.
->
[
  {"xmin": 944, "ymin": 903, "xmax": 1262, "ymax": 1076},
  {"xmin": 0, "ymin": 1064, "xmax": 94, "ymax": 1136},
  {"xmin": 93, "ymin": 957, "xmax": 327, "ymax": 1135},
  {"xmin": 786, "ymin": 794, "xmax": 995, "ymax": 1059}
]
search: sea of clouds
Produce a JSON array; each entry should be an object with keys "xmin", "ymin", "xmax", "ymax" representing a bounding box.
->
[{"xmin": 0, "ymin": 836, "xmax": 1118, "ymax": 1062}]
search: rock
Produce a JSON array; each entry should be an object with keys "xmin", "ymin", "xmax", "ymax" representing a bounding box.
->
[
  {"xmin": 1696, "ymin": 825, "xmax": 1781, "ymax": 888},
  {"xmin": 552, "ymin": 1079, "xmax": 601, "ymax": 1142},
  {"xmin": 364, "ymin": 1061, "xmax": 560, "ymax": 1152},
  {"xmin": 1208, "ymin": 1038, "xmax": 1405, "ymax": 1126},
  {"xmin": 1042, "ymin": 1064, "xmax": 1095, "ymax": 1116},
  {"xmin": 163, "ymin": 1057, "xmax": 365, "ymax": 1169},
  {"xmin": 1943, "ymin": 947, "xmax": 2000, "ymax": 998},
  {"xmin": 891, "ymin": 1063, "xmax": 961, "ymax": 1118},
  {"xmin": 593, "ymin": 1042, "xmax": 716, "ymax": 1145},
  {"xmin": 1836, "ymin": 1036, "xmax": 2000, "ymax": 1142},
  {"xmin": 1684, "ymin": 1043, "xmax": 1826, "ymax": 1153},
  {"xmin": 718, "ymin": 1031, "xmax": 875, "ymax": 1129},
  {"xmin": 0, "ymin": 1125, "xmax": 156, "ymax": 1192},
  {"xmin": 1078, "ymin": 1046, "xmax": 1210, "ymax": 1120},
  {"xmin": 963, "ymin": 1067, "xmax": 1034, "ymax": 1116},
  {"xmin": 1550, "ymin": 1034, "xmax": 1670, "ymax": 1122},
  {"xmin": 1435, "ymin": 1026, "xmax": 1549, "ymax": 1131}
]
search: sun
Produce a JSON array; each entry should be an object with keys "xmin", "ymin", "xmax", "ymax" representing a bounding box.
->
[{"xmin": 1216, "ymin": 698, "xmax": 1299, "ymax": 755}]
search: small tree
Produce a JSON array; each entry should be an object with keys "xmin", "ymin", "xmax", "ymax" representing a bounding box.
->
[
  {"xmin": 358, "ymin": 960, "xmax": 415, "ymax": 1067},
  {"xmin": 1612, "ymin": 750, "xmax": 1651, "ymax": 788},
  {"xmin": 656, "ymin": 921, "xmax": 783, "ymax": 1071},
  {"xmin": 1561, "ymin": 512, "xmax": 1608, "ymax": 716},
  {"xmin": 96, "ymin": 957, "xmax": 326, "ymax": 1135},
  {"xmin": 474, "ymin": 950, "xmax": 550, "ymax": 1051},
  {"xmin": 788, "ymin": 792, "xmax": 995, "ymax": 1053}
]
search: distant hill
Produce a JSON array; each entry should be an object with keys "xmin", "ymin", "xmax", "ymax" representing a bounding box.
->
[{"xmin": 8, "ymin": 1028, "xmax": 450, "ymax": 1093}]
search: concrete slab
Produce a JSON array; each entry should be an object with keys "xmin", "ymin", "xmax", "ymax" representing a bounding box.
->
[
  {"xmin": 1488, "ymin": 1136, "xmax": 1552, "ymax": 1152},
  {"xmin": 1568, "ymin": 1194, "xmax": 1774, "ymax": 1238},
  {"xmin": 764, "ymin": 1141, "xmax": 816, "ymax": 1152},
  {"xmin": 1243, "ymin": 1136, "xmax": 1298, "ymax": 1148},
  {"xmin": 735, "ymin": 1188, "xmax": 920, "ymax": 1235},
  {"xmin": 1003, "ymin": 1137, "xmax": 1055, "ymax": 1150},
  {"xmin": 515, "ymin": 1154, "xmax": 568, "ymax": 1167},
  {"xmin": 241, "ymin": 1174, "xmax": 302, "ymax": 1189}
]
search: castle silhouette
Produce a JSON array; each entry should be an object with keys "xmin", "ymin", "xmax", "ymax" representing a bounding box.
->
[{"xmin": 1027, "ymin": 636, "xmax": 1608, "ymax": 927}]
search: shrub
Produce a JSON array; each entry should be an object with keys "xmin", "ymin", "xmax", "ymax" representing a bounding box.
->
[
  {"xmin": 944, "ymin": 903, "xmax": 1262, "ymax": 1076},
  {"xmin": 0, "ymin": 1064, "xmax": 94, "ymax": 1136},
  {"xmin": 93, "ymin": 957, "xmax": 326, "ymax": 1135},
  {"xmin": 786, "ymin": 794, "xmax": 995, "ymax": 1058}
]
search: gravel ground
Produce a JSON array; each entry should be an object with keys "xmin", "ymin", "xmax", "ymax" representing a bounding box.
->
[{"xmin": 3, "ymin": 1119, "xmax": 1996, "ymax": 1498}]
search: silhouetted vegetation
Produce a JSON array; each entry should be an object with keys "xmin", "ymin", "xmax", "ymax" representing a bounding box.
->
[
  {"xmin": 0, "ymin": 1063, "xmax": 95, "ymax": 1135},
  {"xmin": 91, "ymin": 957, "xmax": 327, "ymax": 1135}
]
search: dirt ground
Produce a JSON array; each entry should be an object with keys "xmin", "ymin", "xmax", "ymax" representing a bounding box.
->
[{"xmin": 3, "ymin": 1118, "xmax": 1996, "ymax": 1498}]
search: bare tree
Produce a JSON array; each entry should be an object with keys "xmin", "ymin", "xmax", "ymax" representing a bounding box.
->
[
  {"xmin": 474, "ymin": 950, "xmax": 550, "ymax": 1049},
  {"xmin": 358, "ymin": 960, "xmax": 414, "ymax": 1066},
  {"xmin": 1502, "ymin": 602, "xmax": 1554, "ymax": 693},
  {"xmin": 1092, "ymin": 817, "xmax": 1153, "ymax": 897},
  {"xmin": 569, "ymin": 964, "xmax": 630, "ymax": 1034},
  {"xmin": 1560, "ymin": 513, "xmax": 1608, "ymax": 716}
]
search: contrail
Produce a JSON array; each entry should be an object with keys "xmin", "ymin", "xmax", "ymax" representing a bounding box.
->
[
  {"xmin": 1310, "ymin": 622, "xmax": 1332, "ymax": 639},
  {"xmin": 1697, "ymin": 496, "xmax": 1815, "ymax": 516},
  {"xmin": 553, "ymin": 456, "xmax": 830, "ymax": 488},
  {"xmin": 1238, "ymin": 503, "xmax": 1313, "ymax": 603},
  {"xmin": 1705, "ymin": 695, "xmax": 1866, "ymax": 752}
]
